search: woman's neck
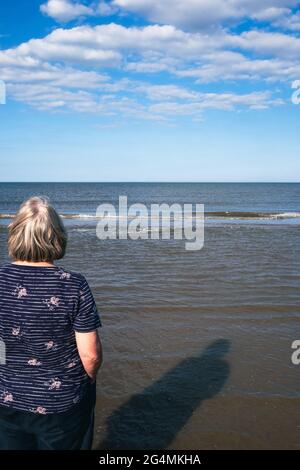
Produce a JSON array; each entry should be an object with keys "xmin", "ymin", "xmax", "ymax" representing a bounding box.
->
[{"xmin": 12, "ymin": 260, "xmax": 55, "ymax": 267}]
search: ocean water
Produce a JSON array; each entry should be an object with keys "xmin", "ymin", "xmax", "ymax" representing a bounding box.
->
[{"xmin": 0, "ymin": 182, "xmax": 299, "ymax": 449}]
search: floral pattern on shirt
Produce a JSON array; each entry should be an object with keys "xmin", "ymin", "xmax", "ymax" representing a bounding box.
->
[
  {"xmin": 12, "ymin": 326, "xmax": 21, "ymax": 337},
  {"xmin": 55, "ymin": 269, "xmax": 71, "ymax": 280},
  {"xmin": 0, "ymin": 264, "xmax": 101, "ymax": 414},
  {"xmin": 67, "ymin": 359, "xmax": 78, "ymax": 369},
  {"xmin": 45, "ymin": 340, "xmax": 57, "ymax": 351},
  {"xmin": 45, "ymin": 377, "xmax": 62, "ymax": 390},
  {"xmin": 30, "ymin": 406, "xmax": 47, "ymax": 415},
  {"xmin": 79, "ymin": 290, "xmax": 85, "ymax": 301},
  {"xmin": 43, "ymin": 296, "xmax": 60, "ymax": 310},
  {"xmin": 1, "ymin": 391, "xmax": 14, "ymax": 403},
  {"xmin": 27, "ymin": 358, "xmax": 42, "ymax": 366},
  {"xmin": 13, "ymin": 285, "xmax": 28, "ymax": 299}
]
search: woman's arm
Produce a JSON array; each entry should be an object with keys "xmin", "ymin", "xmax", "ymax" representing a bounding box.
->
[{"xmin": 75, "ymin": 328, "xmax": 103, "ymax": 381}]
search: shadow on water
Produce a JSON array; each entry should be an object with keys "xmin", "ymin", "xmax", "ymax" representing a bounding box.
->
[{"xmin": 97, "ymin": 339, "xmax": 230, "ymax": 450}]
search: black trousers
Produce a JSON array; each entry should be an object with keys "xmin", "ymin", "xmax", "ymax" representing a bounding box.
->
[{"xmin": 0, "ymin": 382, "xmax": 96, "ymax": 450}]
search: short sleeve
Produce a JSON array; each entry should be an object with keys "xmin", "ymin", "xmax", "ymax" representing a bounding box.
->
[{"xmin": 73, "ymin": 277, "xmax": 102, "ymax": 332}]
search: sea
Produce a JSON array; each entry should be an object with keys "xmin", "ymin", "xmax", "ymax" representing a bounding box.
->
[{"xmin": 0, "ymin": 182, "xmax": 299, "ymax": 449}]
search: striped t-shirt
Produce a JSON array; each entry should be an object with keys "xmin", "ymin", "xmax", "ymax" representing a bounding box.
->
[{"xmin": 0, "ymin": 263, "xmax": 102, "ymax": 414}]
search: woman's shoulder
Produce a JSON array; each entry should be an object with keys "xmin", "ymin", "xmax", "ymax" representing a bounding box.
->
[
  {"xmin": 0, "ymin": 262, "xmax": 12, "ymax": 269},
  {"xmin": 0, "ymin": 262, "xmax": 15, "ymax": 275},
  {"xmin": 53, "ymin": 266, "xmax": 87, "ymax": 287},
  {"xmin": 0, "ymin": 264, "xmax": 87, "ymax": 288}
]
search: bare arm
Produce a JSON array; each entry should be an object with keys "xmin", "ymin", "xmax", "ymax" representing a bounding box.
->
[{"xmin": 75, "ymin": 328, "xmax": 103, "ymax": 381}]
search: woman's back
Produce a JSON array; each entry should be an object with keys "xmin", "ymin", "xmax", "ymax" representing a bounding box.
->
[{"xmin": 0, "ymin": 263, "xmax": 101, "ymax": 415}]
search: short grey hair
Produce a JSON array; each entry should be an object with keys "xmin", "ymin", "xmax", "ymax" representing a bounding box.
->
[{"xmin": 8, "ymin": 196, "xmax": 67, "ymax": 262}]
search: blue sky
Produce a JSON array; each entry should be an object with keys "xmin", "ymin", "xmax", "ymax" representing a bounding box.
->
[{"xmin": 0, "ymin": 0, "xmax": 300, "ymax": 182}]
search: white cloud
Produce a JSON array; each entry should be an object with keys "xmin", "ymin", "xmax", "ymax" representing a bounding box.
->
[
  {"xmin": 114, "ymin": 0, "xmax": 239, "ymax": 30},
  {"xmin": 0, "ymin": 10, "xmax": 296, "ymax": 122},
  {"xmin": 40, "ymin": 0, "xmax": 118, "ymax": 22},
  {"xmin": 251, "ymin": 7, "xmax": 291, "ymax": 21},
  {"xmin": 176, "ymin": 51, "xmax": 300, "ymax": 82},
  {"xmin": 274, "ymin": 10, "xmax": 300, "ymax": 31},
  {"xmin": 233, "ymin": 30, "xmax": 300, "ymax": 59},
  {"xmin": 113, "ymin": 0, "xmax": 300, "ymax": 30},
  {"xmin": 134, "ymin": 84, "xmax": 199, "ymax": 101},
  {"xmin": 0, "ymin": 60, "xmax": 108, "ymax": 88},
  {"xmin": 7, "ymin": 76, "xmax": 282, "ymax": 120},
  {"xmin": 40, "ymin": 0, "xmax": 300, "ymax": 30},
  {"xmin": 148, "ymin": 91, "xmax": 284, "ymax": 116},
  {"xmin": 0, "ymin": 23, "xmax": 225, "ymax": 69},
  {"xmin": 40, "ymin": 0, "xmax": 94, "ymax": 22},
  {"xmin": 10, "ymin": 20, "xmax": 299, "ymax": 78},
  {"xmin": 96, "ymin": 1, "xmax": 118, "ymax": 16},
  {"xmin": 1, "ymin": 45, "xmax": 284, "ymax": 120}
]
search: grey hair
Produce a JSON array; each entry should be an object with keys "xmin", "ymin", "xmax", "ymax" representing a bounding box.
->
[{"xmin": 8, "ymin": 196, "xmax": 67, "ymax": 262}]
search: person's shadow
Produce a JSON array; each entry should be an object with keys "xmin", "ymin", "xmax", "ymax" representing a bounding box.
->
[{"xmin": 97, "ymin": 339, "xmax": 230, "ymax": 450}]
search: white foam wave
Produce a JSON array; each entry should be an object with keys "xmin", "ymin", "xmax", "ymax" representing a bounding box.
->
[{"xmin": 270, "ymin": 212, "xmax": 300, "ymax": 219}]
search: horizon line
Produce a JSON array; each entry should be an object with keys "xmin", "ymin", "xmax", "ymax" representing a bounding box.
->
[{"xmin": 0, "ymin": 181, "xmax": 299, "ymax": 184}]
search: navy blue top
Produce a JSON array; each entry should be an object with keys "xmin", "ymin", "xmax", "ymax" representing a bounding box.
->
[{"xmin": 0, "ymin": 263, "xmax": 102, "ymax": 414}]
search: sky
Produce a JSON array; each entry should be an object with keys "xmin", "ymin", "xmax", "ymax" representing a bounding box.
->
[{"xmin": 0, "ymin": 0, "xmax": 300, "ymax": 182}]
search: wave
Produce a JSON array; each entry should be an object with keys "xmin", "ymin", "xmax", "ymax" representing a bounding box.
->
[
  {"xmin": 1, "ymin": 211, "xmax": 300, "ymax": 220},
  {"xmin": 0, "ymin": 213, "xmax": 15, "ymax": 219},
  {"xmin": 61, "ymin": 213, "xmax": 98, "ymax": 219},
  {"xmin": 269, "ymin": 212, "xmax": 300, "ymax": 219},
  {"xmin": 205, "ymin": 211, "xmax": 300, "ymax": 220}
]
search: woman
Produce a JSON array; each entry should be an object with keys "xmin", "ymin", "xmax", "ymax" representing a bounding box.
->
[{"xmin": 0, "ymin": 196, "xmax": 103, "ymax": 450}]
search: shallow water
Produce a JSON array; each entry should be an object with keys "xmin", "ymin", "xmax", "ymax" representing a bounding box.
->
[{"xmin": 0, "ymin": 183, "xmax": 299, "ymax": 449}]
